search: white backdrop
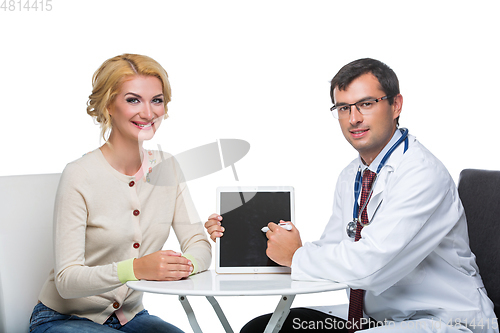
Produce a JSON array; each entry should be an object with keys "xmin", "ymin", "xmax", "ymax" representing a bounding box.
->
[{"xmin": 1, "ymin": 1, "xmax": 499, "ymax": 331}]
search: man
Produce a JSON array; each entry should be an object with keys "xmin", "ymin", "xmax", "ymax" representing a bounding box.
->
[{"xmin": 206, "ymin": 58, "xmax": 497, "ymax": 332}]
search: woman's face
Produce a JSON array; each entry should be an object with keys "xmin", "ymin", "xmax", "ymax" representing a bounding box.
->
[{"xmin": 108, "ymin": 75, "xmax": 165, "ymax": 143}]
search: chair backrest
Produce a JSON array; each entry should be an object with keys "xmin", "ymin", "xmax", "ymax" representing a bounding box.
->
[
  {"xmin": 0, "ymin": 173, "xmax": 61, "ymax": 333},
  {"xmin": 458, "ymin": 169, "xmax": 500, "ymax": 318}
]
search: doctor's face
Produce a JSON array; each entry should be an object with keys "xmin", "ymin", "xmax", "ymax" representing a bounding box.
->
[{"xmin": 334, "ymin": 73, "xmax": 402, "ymax": 165}]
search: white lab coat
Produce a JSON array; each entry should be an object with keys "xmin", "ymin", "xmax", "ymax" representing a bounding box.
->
[{"xmin": 291, "ymin": 132, "xmax": 497, "ymax": 333}]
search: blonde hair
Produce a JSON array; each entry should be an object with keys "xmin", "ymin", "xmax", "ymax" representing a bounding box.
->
[{"xmin": 86, "ymin": 54, "xmax": 172, "ymax": 140}]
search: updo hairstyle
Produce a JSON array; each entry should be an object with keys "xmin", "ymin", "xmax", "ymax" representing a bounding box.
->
[{"xmin": 86, "ymin": 54, "xmax": 172, "ymax": 140}]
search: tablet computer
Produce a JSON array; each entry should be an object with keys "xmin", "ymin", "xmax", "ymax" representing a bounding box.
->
[{"xmin": 215, "ymin": 186, "xmax": 295, "ymax": 274}]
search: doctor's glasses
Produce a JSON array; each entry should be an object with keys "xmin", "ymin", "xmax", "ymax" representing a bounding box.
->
[{"xmin": 330, "ymin": 95, "xmax": 391, "ymax": 119}]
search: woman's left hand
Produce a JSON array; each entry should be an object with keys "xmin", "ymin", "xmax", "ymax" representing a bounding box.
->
[{"xmin": 204, "ymin": 213, "xmax": 223, "ymax": 242}]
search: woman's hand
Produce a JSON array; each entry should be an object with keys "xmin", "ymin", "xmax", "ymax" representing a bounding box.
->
[
  {"xmin": 204, "ymin": 213, "xmax": 223, "ymax": 242},
  {"xmin": 133, "ymin": 250, "xmax": 193, "ymax": 281}
]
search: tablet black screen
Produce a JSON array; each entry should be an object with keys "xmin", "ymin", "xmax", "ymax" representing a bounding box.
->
[{"xmin": 219, "ymin": 191, "xmax": 291, "ymax": 267}]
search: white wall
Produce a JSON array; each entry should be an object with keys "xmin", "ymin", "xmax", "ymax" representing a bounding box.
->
[{"xmin": 1, "ymin": 1, "xmax": 499, "ymax": 331}]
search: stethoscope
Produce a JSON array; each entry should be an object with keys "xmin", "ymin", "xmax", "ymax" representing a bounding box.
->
[{"xmin": 346, "ymin": 128, "xmax": 409, "ymax": 238}]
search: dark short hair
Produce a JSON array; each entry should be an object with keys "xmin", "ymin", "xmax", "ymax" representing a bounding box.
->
[{"xmin": 330, "ymin": 58, "xmax": 400, "ymax": 106}]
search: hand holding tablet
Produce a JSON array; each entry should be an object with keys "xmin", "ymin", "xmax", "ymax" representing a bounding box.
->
[{"xmin": 205, "ymin": 213, "xmax": 224, "ymax": 242}]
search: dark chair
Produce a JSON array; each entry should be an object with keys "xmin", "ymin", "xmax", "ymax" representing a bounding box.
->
[{"xmin": 457, "ymin": 169, "xmax": 500, "ymax": 318}]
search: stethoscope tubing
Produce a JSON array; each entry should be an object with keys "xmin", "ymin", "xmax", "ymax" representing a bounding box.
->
[{"xmin": 347, "ymin": 128, "xmax": 409, "ymax": 237}]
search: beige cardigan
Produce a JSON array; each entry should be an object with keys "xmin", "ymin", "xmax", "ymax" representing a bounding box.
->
[{"xmin": 38, "ymin": 149, "xmax": 211, "ymax": 324}]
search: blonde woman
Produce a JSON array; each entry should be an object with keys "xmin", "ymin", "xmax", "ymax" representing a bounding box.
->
[{"xmin": 29, "ymin": 54, "xmax": 211, "ymax": 333}]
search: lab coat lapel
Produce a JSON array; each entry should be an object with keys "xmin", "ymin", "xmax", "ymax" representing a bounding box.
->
[
  {"xmin": 364, "ymin": 133, "xmax": 414, "ymax": 221},
  {"xmin": 367, "ymin": 170, "xmax": 388, "ymax": 221}
]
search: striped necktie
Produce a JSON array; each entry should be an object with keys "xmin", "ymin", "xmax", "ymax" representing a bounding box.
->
[{"xmin": 348, "ymin": 169, "xmax": 376, "ymax": 333}]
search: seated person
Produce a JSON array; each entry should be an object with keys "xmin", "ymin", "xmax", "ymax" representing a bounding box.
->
[
  {"xmin": 30, "ymin": 54, "xmax": 212, "ymax": 333},
  {"xmin": 206, "ymin": 58, "xmax": 497, "ymax": 333}
]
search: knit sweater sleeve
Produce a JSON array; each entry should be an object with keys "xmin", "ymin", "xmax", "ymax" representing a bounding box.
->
[
  {"xmin": 53, "ymin": 162, "xmax": 124, "ymax": 299},
  {"xmin": 170, "ymin": 159, "xmax": 212, "ymax": 274}
]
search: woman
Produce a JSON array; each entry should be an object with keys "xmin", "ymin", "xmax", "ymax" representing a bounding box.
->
[{"xmin": 30, "ymin": 54, "xmax": 212, "ymax": 332}]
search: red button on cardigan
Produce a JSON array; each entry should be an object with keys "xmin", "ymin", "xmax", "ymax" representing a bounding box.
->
[
  {"xmin": 133, "ymin": 210, "xmax": 140, "ymax": 216},
  {"xmin": 133, "ymin": 243, "xmax": 140, "ymax": 249}
]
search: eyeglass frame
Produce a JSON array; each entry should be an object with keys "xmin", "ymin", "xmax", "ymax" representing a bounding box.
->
[{"xmin": 330, "ymin": 95, "xmax": 393, "ymax": 119}]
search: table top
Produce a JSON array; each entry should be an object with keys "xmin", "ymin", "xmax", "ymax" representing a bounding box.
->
[{"xmin": 127, "ymin": 270, "xmax": 347, "ymax": 296}]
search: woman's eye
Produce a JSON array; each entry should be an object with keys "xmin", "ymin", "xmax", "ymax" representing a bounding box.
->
[
  {"xmin": 126, "ymin": 98, "xmax": 140, "ymax": 104},
  {"xmin": 152, "ymin": 98, "xmax": 164, "ymax": 104}
]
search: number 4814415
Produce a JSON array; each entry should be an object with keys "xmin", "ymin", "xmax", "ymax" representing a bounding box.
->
[{"xmin": 1, "ymin": 0, "xmax": 53, "ymax": 11}]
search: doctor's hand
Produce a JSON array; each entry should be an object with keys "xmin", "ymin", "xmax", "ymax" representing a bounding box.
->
[
  {"xmin": 204, "ymin": 213, "xmax": 224, "ymax": 242},
  {"xmin": 133, "ymin": 250, "xmax": 193, "ymax": 281},
  {"xmin": 265, "ymin": 220, "xmax": 302, "ymax": 267}
]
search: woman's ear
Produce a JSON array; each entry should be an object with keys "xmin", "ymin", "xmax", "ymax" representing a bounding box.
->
[{"xmin": 106, "ymin": 105, "xmax": 113, "ymax": 119}]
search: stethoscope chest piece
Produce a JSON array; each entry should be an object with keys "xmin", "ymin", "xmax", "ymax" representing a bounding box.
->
[{"xmin": 346, "ymin": 219, "xmax": 357, "ymax": 239}]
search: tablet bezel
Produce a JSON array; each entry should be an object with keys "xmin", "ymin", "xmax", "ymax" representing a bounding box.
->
[{"xmin": 215, "ymin": 186, "xmax": 295, "ymax": 274}]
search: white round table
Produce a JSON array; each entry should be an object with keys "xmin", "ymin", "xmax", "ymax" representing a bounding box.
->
[{"xmin": 127, "ymin": 270, "xmax": 347, "ymax": 333}]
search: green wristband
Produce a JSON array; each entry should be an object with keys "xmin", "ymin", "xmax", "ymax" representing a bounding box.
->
[
  {"xmin": 182, "ymin": 254, "xmax": 198, "ymax": 276},
  {"xmin": 118, "ymin": 258, "xmax": 139, "ymax": 283}
]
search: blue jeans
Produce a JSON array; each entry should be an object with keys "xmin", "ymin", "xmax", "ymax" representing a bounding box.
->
[{"xmin": 29, "ymin": 302, "xmax": 184, "ymax": 333}]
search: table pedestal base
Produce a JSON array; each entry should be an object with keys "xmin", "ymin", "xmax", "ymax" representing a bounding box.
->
[{"xmin": 178, "ymin": 294, "xmax": 295, "ymax": 333}]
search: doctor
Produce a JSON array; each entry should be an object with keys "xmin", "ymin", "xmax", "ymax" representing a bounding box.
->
[{"xmin": 206, "ymin": 58, "xmax": 497, "ymax": 332}]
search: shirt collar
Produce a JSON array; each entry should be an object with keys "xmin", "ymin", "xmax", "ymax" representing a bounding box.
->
[{"xmin": 357, "ymin": 129, "xmax": 403, "ymax": 173}]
